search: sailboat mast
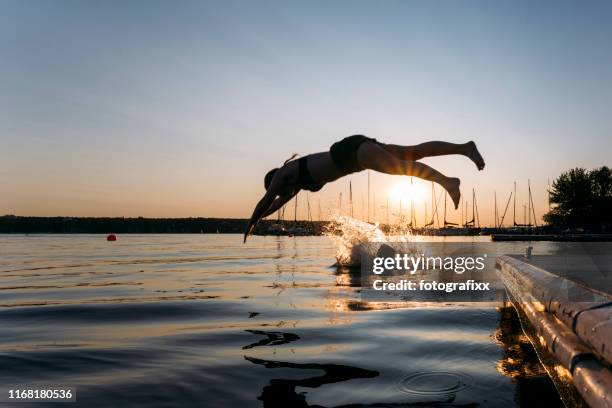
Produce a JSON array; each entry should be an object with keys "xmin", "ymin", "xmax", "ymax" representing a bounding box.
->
[
  {"xmin": 474, "ymin": 189, "xmax": 480, "ymax": 228},
  {"xmin": 472, "ymin": 188, "xmax": 476, "ymax": 227},
  {"xmin": 527, "ymin": 180, "xmax": 531, "ymax": 227},
  {"xmin": 494, "ymin": 191, "xmax": 498, "ymax": 228},
  {"xmin": 529, "ymin": 179, "xmax": 537, "ymax": 228},
  {"xmin": 500, "ymin": 192, "xmax": 512, "ymax": 227},
  {"xmin": 444, "ymin": 192, "xmax": 447, "ymax": 226},
  {"xmin": 430, "ymin": 182, "xmax": 435, "ymax": 226},
  {"xmin": 547, "ymin": 178, "xmax": 551, "ymax": 211},
  {"xmin": 513, "ymin": 181, "xmax": 517, "ymax": 226}
]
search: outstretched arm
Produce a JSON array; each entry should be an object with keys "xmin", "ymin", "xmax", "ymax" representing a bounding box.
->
[
  {"xmin": 261, "ymin": 193, "xmax": 296, "ymax": 219},
  {"xmin": 244, "ymin": 173, "xmax": 294, "ymax": 242},
  {"xmin": 244, "ymin": 191, "xmax": 276, "ymax": 243}
]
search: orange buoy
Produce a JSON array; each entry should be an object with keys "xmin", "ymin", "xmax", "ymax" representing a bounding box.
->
[{"xmin": 106, "ymin": 234, "xmax": 117, "ymax": 241}]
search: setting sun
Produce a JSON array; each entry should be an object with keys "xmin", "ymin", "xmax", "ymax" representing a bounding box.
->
[{"xmin": 390, "ymin": 177, "xmax": 427, "ymax": 204}]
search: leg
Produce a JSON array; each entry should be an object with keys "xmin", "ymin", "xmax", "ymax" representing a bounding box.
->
[
  {"xmin": 357, "ymin": 142, "xmax": 461, "ymax": 209},
  {"xmin": 382, "ymin": 140, "xmax": 485, "ymax": 170}
]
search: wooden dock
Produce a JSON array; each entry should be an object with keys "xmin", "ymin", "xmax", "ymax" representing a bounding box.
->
[
  {"xmin": 497, "ymin": 255, "xmax": 612, "ymax": 408},
  {"xmin": 492, "ymin": 234, "xmax": 612, "ymax": 242}
]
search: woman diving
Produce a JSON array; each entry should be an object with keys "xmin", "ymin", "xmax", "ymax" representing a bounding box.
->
[{"xmin": 244, "ymin": 135, "xmax": 485, "ymax": 242}]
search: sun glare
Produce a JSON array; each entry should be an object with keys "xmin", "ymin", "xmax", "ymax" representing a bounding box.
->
[{"xmin": 390, "ymin": 178, "xmax": 427, "ymax": 204}]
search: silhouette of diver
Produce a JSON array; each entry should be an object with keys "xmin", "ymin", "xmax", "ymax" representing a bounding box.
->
[{"xmin": 245, "ymin": 136, "xmax": 484, "ymax": 241}]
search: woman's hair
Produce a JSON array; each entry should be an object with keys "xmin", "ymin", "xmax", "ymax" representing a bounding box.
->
[
  {"xmin": 264, "ymin": 168, "xmax": 278, "ymax": 190},
  {"xmin": 264, "ymin": 153, "xmax": 298, "ymax": 190}
]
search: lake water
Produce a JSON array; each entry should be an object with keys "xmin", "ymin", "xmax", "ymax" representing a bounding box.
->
[{"xmin": 0, "ymin": 234, "xmax": 564, "ymax": 407}]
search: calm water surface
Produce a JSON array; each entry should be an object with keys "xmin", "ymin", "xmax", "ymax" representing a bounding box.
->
[{"xmin": 0, "ymin": 235, "xmax": 562, "ymax": 407}]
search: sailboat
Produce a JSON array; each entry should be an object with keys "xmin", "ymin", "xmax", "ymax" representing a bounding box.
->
[
  {"xmin": 423, "ymin": 183, "xmax": 437, "ymax": 228},
  {"xmin": 436, "ymin": 188, "xmax": 466, "ymax": 236},
  {"xmin": 266, "ymin": 202, "xmax": 288, "ymax": 235},
  {"xmin": 443, "ymin": 193, "xmax": 458, "ymax": 227},
  {"xmin": 456, "ymin": 189, "xmax": 481, "ymax": 235},
  {"xmin": 511, "ymin": 180, "xmax": 537, "ymax": 232},
  {"xmin": 286, "ymin": 192, "xmax": 308, "ymax": 236},
  {"xmin": 497, "ymin": 191, "xmax": 513, "ymax": 230}
]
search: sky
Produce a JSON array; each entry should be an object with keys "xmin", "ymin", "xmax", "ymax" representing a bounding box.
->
[{"xmin": 2, "ymin": 0, "xmax": 611, "ymax": 226}]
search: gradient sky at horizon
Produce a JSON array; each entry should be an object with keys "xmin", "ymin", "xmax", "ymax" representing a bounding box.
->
[{"xmin": 2, "ymin": 0, "xmax": 611, "ymax": 225}]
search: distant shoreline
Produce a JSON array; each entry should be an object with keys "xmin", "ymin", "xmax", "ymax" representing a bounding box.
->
[
  {"xmin": 2, "ymin": 216, "xmax": 610, "ymax": 240},
  {"xmin": 0, "ymin": 215, "xmax": 326, "ymax": 234}
]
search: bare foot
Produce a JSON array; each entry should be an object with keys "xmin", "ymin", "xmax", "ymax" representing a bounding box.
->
[
  {"xmin": 444, "ymin": 177, "xmax": 461, "ymax": 209},
  {"xmin": 465, "ymin": 141, "xmax": 485, "ymax": 170}
]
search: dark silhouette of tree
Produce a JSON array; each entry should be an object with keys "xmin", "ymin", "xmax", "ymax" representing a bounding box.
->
[{"xmin": 544, "ymin": 166, "xmax": 612, "ymax": 231}]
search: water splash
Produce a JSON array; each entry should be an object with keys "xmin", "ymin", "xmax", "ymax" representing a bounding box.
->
[{"xmin": 324, "ymin": 216, "xmax": 414, "ymax": 266}]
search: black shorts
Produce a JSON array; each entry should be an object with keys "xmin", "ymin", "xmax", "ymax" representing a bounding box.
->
[{"xmin": 330, "ymin": 135, "xmax": 378, "ymax": 173}]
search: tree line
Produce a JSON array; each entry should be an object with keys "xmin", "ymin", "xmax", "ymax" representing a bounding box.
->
[{"xmin": 544, "ymin": 166, "xmax": 612, "ymax": 232}]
